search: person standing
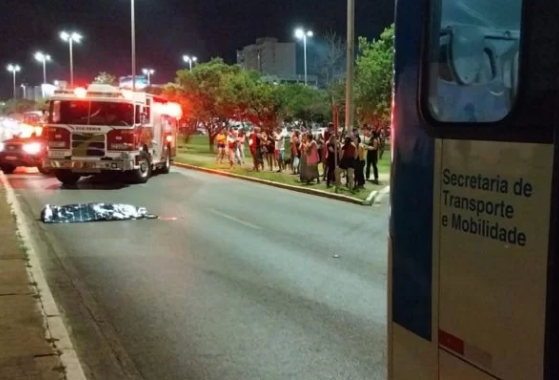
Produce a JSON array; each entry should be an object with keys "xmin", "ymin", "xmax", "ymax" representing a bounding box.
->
[
  {"xmin": 236, "ymin": 129, "xmax": 246, "ymax": 165},
  {"xmin": 303, "ymin": 133, "xmax": 321, "ymax": 184},
  {"xmin": 249, "ymin": 127, "xmax": 262, "ymax": 171},
  {"xmin": 365, "ymin": 128, "xmax": 380, "ymax": 184},
  {"xmin": 340, "ymin": 136, "xmax": 357, "ymax": 188},
  {"xmin": 356, "ymin": 135, "xmax": 366, "ymax": 188},
  {"xmin": 322, "ymin": 123, "xmax": 333, "ymax": 180},
  {"xmin": 215, "ymin": 130, "xmax": 227, "ymax": 164},
  {"xmin": 325, "ymin": 134, "xmax": 338, "ymax": 187},
  {"xmin": 275, "ymin": 127, "xmax": 286, "ymax": 172},
  {"xmin": 291, "ymin": 130, "xmax": 300, "ymax": 174},
  {"xmin": 226, "ymin": 129, "xmax": 237, "ymax": 167}
]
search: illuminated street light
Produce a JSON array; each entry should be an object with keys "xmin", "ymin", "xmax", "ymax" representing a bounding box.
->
[
  {"xmin": 6, "ymin": 64, "xmax": 21, "ymax": 99},
  {"xmin": 60, "ymin": 31, "xmax": 82, "ymax": 86},
  {"xmin": 34, "ymin": 52, "xmax": 52, "ymax": 84},
  {"xmin": 142, "ymin": 68, "xmax": 155, "ymax": 85},
  {"xmin": 183, "ymin": 55, "xmax": 198, "ymax": 71},
  {"xmin": 295, "ymin": 28, "xmax": 313, "ymax": 85}
]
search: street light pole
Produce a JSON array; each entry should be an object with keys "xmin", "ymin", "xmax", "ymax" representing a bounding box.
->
[
  {"xmin": 303, "ymin": 35, "xmax": 308, "ymax": 85},
  {"xmin": 12, "ymin": 72, "xmax": 16, "ymax": 99},
  {"xmin": 131, "ymin": 0, "xmax": 136, "ymax": 91},
  {"xmin": 68, "ymin": 39, "xmax": 74, "ymax": 85},
  {"xmin": 142, "ymin": 68, "xmax": 155, "ymax": 85},
  {"xmin": 35, "ymin": 52, "xmax": 52, "ymax": 84},
  {"xmin": 295, "ymin": 28, "xmax": 313, "ymax": 86},
  {"xmin": 6, "ymin": 64, "xmax": 21, "ymax": 100},
  {"xmin": 60, "ymin": 31, "xmax": 82, "ymax": 87},
  {"xmin": 183, "ymin": 56, "xmax": 197, "ymax": 71},
  {"xmin": 344, "ymin": 0, "xmax": 355, "ymax": 133}
]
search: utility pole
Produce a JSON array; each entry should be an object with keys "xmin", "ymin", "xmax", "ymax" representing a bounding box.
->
[{"xmin": 344, "ymin": 0, "xmax": 355, "ymax": 133}]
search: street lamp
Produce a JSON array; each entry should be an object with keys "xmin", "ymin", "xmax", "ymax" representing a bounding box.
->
[
  {"xmin": 142, "ymin": 68, "xmax": 155, "ymax": 85},
  {"xmin": 34, "ymin": 52, "xmax": 52, "ymax": 84},
  {"xmin": 6, "ymin": 64, "xmax": 21, "ymax": 99},
  {"xmin": 295, "ymin": 28, "xmax": 313, "ymax": 85},
  {"xmin": 20, "ymin": 84, "xmax": 26, "ymax": 99},
  {"xmin": 60, "ymin": 31, "xmax": 82, "ymax": 87},
  {"xmin": 131, "ymin": 0, "xmax": 136, "ymax": 91},
  {"xmin": 183, "ymin": 55, "xmax": 198, "ymax": 71}
]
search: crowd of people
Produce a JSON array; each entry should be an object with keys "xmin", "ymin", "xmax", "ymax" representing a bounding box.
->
[{"xmin": 213, "ymin": 123, "xmax": 383, "ymax": 189}]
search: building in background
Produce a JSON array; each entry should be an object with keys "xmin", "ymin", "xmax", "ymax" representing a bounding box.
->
[
  {"xmin": 237, "ymin": 37, "xmax": 317, "ymax": 85},
  {"xmin": 119, "ymin": 75, "xmax": 149, "ymax": 90}
]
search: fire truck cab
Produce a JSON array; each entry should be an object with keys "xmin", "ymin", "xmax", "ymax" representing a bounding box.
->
[{"xmin": 43, "ymin": 84, "xmax": 181, "ymax": 185}]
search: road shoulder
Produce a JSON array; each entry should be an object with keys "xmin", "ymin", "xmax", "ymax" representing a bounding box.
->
[{"xmin": 0, "ymin": 173, "xmax": 86, "ymax": 380}]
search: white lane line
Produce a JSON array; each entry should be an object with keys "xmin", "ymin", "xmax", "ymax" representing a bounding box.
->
[
  {"xmin": 0, "ymin": 172, "xmax": 87, "ymax": 380},
  {"xmin": 208, "ymin": 208, "xmax": 262, "ymax": 230}
]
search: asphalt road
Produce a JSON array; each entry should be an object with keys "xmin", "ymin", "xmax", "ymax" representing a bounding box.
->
[{"xmin": 6, "ymin": 167, "xmax": 389, "ymax": 380}]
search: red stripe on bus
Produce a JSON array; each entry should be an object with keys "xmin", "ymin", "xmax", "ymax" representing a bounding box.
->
[{"xmin": 439, "ymin": 330, "xmax": 464, "ymax": 355}]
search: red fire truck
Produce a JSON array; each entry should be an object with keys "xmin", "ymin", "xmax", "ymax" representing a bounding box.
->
[{"xmin": 42, "ymin": 84, "xmax": 181, "ymax": 185}]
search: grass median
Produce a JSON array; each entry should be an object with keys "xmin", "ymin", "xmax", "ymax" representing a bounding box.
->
[{"xmin": 176, "ymin": 135, "xmax": 390, "ymax": 202}]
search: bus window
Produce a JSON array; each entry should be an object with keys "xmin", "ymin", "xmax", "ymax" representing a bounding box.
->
[{"xmin": 427, "ymin": 0, "xmax": 523, "ymax": 123}]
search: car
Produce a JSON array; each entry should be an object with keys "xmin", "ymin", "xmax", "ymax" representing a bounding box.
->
[{"xmin": 0, "ymin": 135, "xmax": 50, "ymax": 175}]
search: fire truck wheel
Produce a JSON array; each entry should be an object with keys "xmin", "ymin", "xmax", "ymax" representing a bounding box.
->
[
  {"xmin": 160, "ymin": 147, "xmax": 171, "ymax": 174},
  {"xmin": 54, "ymin": 170, "xmax": 81, "ymax": 185},
  {"xmin": 0, "ymin": 164, "xmax": 16, "ymax": 175},
  {"xmin": 131, "ymin": 153, "xmax": 152, "ymax": 183},
  {"xmin": 37, "ymin": 164, "xmax": 52, "ymax": 176}
]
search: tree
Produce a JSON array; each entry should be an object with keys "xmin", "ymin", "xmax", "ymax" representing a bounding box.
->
[
  {"xmin": 165, "ymin": 58, "xmax": 241, "ymax": 151},
  {"xmin": 355, "ymin": 24, "xmax": 395, "ymax": 127},
  {"xmin": 281, "ymin": 84, "xmax": 330, "ymax": 124},
  {"xmin": 313, "ymin": 32, "xmax": 346, "ymax": 88},
  {"xmin": 245, "ymin": 82, "xmax": 286, "ymax": 132},
  {"xmin": 93, "ymin": 72, "xmax": 117, "ymax": 85},
  {"xmin": 1, "ymin": 99, "xmax": 41, "ymax": 115}
]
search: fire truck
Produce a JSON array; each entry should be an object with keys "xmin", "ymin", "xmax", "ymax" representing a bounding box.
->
[{"xmin": 42, "ymin": 84, "xmax": 181, "ymax": 185}]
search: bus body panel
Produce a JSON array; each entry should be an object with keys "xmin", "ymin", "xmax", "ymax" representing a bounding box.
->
[
  {"xmin": 389, "ymin": 0, "xmax": 559, "ymax": 378},
  {"xmin": 439, "ymin": 350, "xmax": 494, "ymax": 380},
  {"xmin": 435, "ymin": 139, "xmax": 552, "ymax": 379}
]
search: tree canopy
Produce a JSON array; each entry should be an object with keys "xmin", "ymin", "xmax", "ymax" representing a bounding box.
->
[
  {"xmin": 93, "ymin": 72, "xmax": 118, "ymax": 85},
  {"xmin": 164, "ymin": 58, "xmax": 331, "ymax": 149},
  {"xmin": 355, "ymin": 24, "xmax": 394, "ymax": 126},
  {"xmin": 162, "ymin": 25, "xmax": 396, "ymax": 149}
]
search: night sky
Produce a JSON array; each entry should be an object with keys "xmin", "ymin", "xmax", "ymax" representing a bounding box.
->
[{"xmin": 0, "ymin": 0, "xmax": 394, "ymax": 99}]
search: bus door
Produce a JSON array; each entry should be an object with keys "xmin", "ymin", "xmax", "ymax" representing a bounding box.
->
[{"xmin": 389, "ymin": 0, "xmax": 559, "ymax": 379}]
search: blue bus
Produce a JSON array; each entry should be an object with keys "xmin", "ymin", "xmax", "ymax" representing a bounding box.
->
[{"xmin": 389, "ymin": 0, "xmax": 559, "ymax": 379}]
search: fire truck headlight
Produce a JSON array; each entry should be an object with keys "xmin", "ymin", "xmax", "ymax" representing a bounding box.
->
[
  {"xmin": 0, "ymin": 143, "xmax": 4, "ymax": 152},
  {"xmin": 23, "ymin": 142, "xmax": 42, "ymax": 155}
]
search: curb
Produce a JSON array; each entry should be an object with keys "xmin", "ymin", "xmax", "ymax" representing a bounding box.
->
[
  {"xmin": 0, "ymin": 171, "xmax": 87, "ymax": 380},
  {"xmin": 173, "ymin": 162, "xmax": 366, "ymax": 206},
  {"xmin": 363, "ymin": 190, "xmax": 379, "ymax": 206}
]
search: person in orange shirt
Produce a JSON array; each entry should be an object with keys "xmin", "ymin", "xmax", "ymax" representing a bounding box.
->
[{"xmin": 215, "ymin": 130, "xmax": 226, "ymax": 164}]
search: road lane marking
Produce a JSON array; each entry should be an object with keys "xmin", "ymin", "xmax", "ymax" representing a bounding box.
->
[
  {"xmin": 208, "ymin": 208, "xmax": 262, "ymax": 230},
  {"xmin": 0, "ymin": 172, "xmax": 87, "ymax": 380}
]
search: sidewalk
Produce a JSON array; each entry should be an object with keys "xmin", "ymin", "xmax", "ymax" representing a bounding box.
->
[{"xmin": 0, "ymin": 186, "xmax": 65, "ymax": 380}]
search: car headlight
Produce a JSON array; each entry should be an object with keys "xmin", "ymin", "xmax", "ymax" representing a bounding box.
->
[
  {"xmin": 23, "ymin": 142, "xmax": 42, "ymax": 155},
  {"xmin": 0, "ymin": 143, "xmax": 4, "ymax": 152}
]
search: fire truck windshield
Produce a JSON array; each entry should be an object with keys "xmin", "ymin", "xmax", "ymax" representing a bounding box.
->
[{"xmin": 49, "ymin": 100, "xmax": 134, "ymax": 126}]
